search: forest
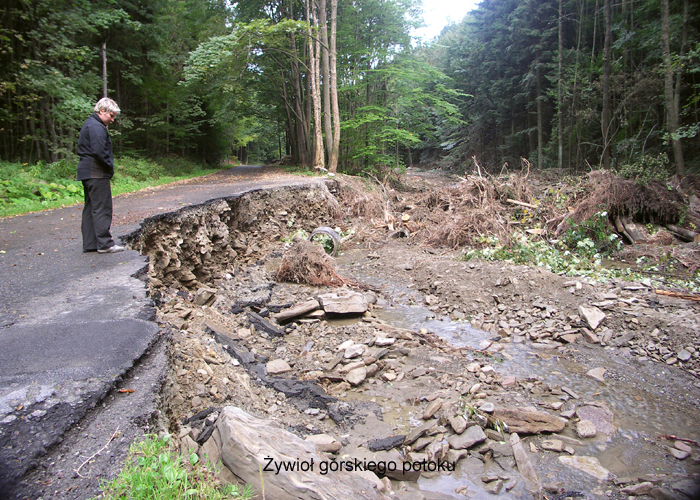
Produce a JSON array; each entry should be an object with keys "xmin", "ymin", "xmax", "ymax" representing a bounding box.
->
[{"xmin": 1, "ymin": 0, "xmax": 699, "ymax": 178}]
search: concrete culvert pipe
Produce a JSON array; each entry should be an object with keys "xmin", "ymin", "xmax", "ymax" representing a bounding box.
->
[{"xmin": 309, "ymin": 226, "xmax": 341, "ymax": 256}]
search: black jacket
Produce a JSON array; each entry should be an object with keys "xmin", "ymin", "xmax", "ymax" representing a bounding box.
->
[{"xmin": 76, "ymin": 113, "xmax": 113, "ymax": 180}]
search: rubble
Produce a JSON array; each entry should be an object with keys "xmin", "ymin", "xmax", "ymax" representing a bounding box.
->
[{"xmin": 127, "ymin": 172, "xmax": 700, "ymax": 499}]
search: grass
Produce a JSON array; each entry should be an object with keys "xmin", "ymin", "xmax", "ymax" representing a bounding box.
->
[
  {"xmin": 0, "ymin": 157, "xmax": 223, "ymax": 218},
  {"xmin": 278, "ymin": 164, "xmax": 323, "ymax": 176},
  {"xmin": 462, "ymin": 230, "xmax": 700, "ymax": 293},
  {"xmin": 100, "ymin": 434, "xmax": 254, "ymax": 500}
]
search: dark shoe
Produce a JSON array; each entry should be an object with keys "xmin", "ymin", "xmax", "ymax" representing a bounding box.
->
[
  {"xmin": 83, "ymin": 248, "xmax": 97, "ymax": 253},
  {"xmin": 97, "ymin": 244, "xmax": 125, "ymax": 254}
]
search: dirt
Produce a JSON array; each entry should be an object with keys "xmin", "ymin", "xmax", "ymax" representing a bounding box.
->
[{"xmin": 127, "ymin": 168, "xmax": 700, "ymax": 499}]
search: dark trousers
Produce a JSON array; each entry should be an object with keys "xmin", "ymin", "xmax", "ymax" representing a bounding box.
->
[{"xmin": 81, "ymin": 178, "xmax": 115, "ymax": 251}]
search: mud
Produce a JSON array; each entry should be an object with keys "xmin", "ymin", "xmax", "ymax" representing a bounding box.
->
[{"xmin": 129, "ymin": 171, "xmax": 700, "ymax": 499}]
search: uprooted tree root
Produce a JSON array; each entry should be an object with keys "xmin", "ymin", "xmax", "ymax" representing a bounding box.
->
[
  {"xmin": 407, "ymin": 174, "xmax": 535, "ymax": 248},
  {"xmin": 276, "ymin": 238, "xmax": 363, "ymax": 288},
  {"xmin": 554, "ymin": 171, "xmax": 685, "ymax": 235}
]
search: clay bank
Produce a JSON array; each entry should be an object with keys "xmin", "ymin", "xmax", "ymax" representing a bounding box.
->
[{"xmin": 108, "ymin": 175, "xmax": 700, "ymax": 500}]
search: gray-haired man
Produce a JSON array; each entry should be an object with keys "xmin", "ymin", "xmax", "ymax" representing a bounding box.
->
[{"xmin": 77, "ymin": 97, "xmax": 124, "ymax": 253}]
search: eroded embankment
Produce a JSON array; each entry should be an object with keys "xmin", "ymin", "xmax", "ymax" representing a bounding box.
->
[
  {"xmin": 125, "ymin": 180, "xmax": 700, "ymax": 500},
  {"xmin": 124, "ymin": 182, "xmax": 342, "ymax": 289}
]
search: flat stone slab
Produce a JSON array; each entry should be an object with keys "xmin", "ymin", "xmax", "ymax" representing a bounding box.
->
[
  {"xmin": 216, "ymin": 406, "xmax": 383, "ymax": 499},
  {"xmin": 579, "ymin": 305, "xmax": 606, "ymax": 330},
  {"xmin": 367, "ymin": 435, "xmax": 406, "ymax": 452},
  {"xmin": 447, "ymin": 425, "xmax": 487, "ymax": 450},
  {"xmin": 317, "ymin": 291, "xmax": 368, "ymax": 314},
  {"xmin": 492, "ymin": 407, "xmax": 566, "ymax": 434},
  {"xmin": 575, "ymin": 404, "xmax": 616, "ymax": 437},
  {"xmin": 558, "ymin": 456, "xmax": 609, "ymax": 480}
]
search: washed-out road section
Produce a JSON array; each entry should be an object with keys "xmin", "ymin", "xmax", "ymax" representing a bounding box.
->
[{"xmin": 0, "ymin": 166, "xmax": 318, "ymax": 499}]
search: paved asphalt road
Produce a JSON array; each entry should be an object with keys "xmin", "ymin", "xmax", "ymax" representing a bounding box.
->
[{"xmin": 0, "ymin": 165, "xmax": 316, "ymax": 498}]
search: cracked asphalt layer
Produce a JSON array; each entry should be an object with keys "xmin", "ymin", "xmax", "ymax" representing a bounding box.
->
[{"xmin": 0, "ymin": 165, "xmax": 316, "ymax": 499}]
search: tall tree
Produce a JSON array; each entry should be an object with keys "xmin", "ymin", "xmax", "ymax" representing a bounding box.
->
[
  {"xmin": 661, "ymin": 0, "xmax": 685, "ymax": 182},
  {"xmin": 601, "ymin": 0, "xmax": 611, "ymax": 169},
  {"xmin": 329, "ymin": 0, "xmax": 340, "ymax": 172}
]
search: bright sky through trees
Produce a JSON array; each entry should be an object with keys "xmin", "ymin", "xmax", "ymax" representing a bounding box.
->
[{"xmin": 413, "ymin": 0, "xmax": 481, "ymax": 41}]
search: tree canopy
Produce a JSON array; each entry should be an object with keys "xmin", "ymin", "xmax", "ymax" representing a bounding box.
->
[{"xmin": 1, "ymin": 0, "xmax": 698, "ymax": 176}]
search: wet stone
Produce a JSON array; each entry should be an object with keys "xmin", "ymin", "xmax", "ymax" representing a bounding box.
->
[
  {"xmin": 668, "ymin": 447, "xmax": 690, "ymax": 460},
  {"xmin": 677, "ymin": 350, "xmax": 692, "ymax": 361},
  {"xmin": 558, "ymin": 455, "xmax": 609, "ymax": 480},
  {"xmin": 670, "ymin": 479, "xmax": 700, "ymax": 498},
  {"xmin": 484, "ymin": 479, "xmax": 503, "ymax": 494},
  {"xmin": 541, "ymin": 439, "xmax": 563, "ymax": 452},
  {"xmin": 674, "ymin": 441, "xmax": 692, "ymax": 453},
  {"xmin": 368, "ymin": 435, "xmax": 406, "ymax": 452},
  {"xmin": 447, "ymin": 425, "xmax": 487, "ymax": 450},
  {"xmin": 492, "ymin": 407, "xmax": 566, "ymax": 434},
  {"xmin": 576, "ymin": 404, "xmax": 616, "ymax": 437},
  {"xmin": 423, "ymin": 398, "xmax": 443, "ymax": 420},
  {"xmin": 576, "ymin": 419, "xmax": 597, "ymax": 438},
  {"xmin": 621, "ymin": 482, "xmax": 654, "ymax": 496}
]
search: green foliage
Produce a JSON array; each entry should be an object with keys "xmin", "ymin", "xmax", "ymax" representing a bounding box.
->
[
  {"xmin": 560, "ymin": 211, "xmax": 622, "ymax": 258},
  {"xmin": 463, "ymin": 228, "xmax": 699, "ymax": 292},
  {"xmin": 615, "ymin": 153, "xmax": 670, "ymax": 185},
  {"xmin": 101, "ymin": 434, "xmax": 253, "ymax": 500},
  {"xmin": 115, "ymin": 157, "xmax": 165, "ymax": 182},
  {"xmin": 0, "ymin": 158, "xmax": 220, "ymax": 217}
]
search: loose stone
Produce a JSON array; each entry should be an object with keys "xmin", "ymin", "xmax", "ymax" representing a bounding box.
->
[
  {"xmin": 620, "ymin": 482, "xmax": 654, "ymax": 496},
  {"xmin": 575, "ymin": 419, "xmax": 597, "ymax": 438},
  {"xmin": 346, "ymin": 366, "xmax": 368, "ymax": 386},
  {"xmin": 423, "ymin": 398, "xmax": 443, "ymax": 420},
  {"xmin": 266, "ymin": 359, "xmax": 292, "ymax": 375},
  {"xmin": 558, "ymin": 456, "xmax": 609, "ymax": 480},
  {"xmin": 586, "ymin": 367, "xmax": 606, "ymax": 383}
]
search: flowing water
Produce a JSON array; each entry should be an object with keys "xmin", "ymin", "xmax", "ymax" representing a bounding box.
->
[{"xmin": 339, "ymin": 254, "xmax": 700, "ymax": 498}]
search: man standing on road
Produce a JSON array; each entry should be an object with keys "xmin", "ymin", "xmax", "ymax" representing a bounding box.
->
[{"xmin": 77, "ymin": 97, "xmax": 124, "ymax": 254}]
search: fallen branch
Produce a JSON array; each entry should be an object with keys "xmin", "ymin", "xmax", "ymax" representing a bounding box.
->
[
  {"xmin": 655, "ymin": 289, "xmax": 700, "ymax": 302},
  {"xmin": 74, "ymin": 426, "xmax": 120, "ymax": 478},
  {"xmin": 665, "ymin": 224, "xmax": 700, "ymax": 243},
  {"xmin": 506, "ymin": 199, "xmax": 537, "ymax": 210},
  {"xmin": 657, "ymin": 435, "xmax": 700, "ymax": 447}
]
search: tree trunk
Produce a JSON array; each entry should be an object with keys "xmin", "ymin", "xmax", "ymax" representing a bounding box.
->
[
  {"xmin": 602, "ymin": 0, "xmax": 611, "ymax": 170},
  {"xmin": 661, "ymin": 0, "xmax": 686, "ymax": 184},
  {"xmin": 319, "ymin": 0, "xmax": 333, "ymax": 164},
  {"xmin": 557, "ymin": 0, "xmax": 563, "ymax": 170},
  {"xmin": 307, "ymin": 0, "xmax": 324, "ymax": 168},
  {"xmin": 536, "ymin": 50, "xmax": 543, "ymax": 169},
  {"xmin": 102, "ymin": 41, "xmax": 108, "ymax": 98},
  {"xmin": 329, "ymin": 0, "xmax": 340, "ymax": 173}
]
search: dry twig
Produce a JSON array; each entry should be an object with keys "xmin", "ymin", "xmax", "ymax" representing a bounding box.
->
[{"xmin": 74, "ymin": 426, "xmax": 120, "ymax": 478}]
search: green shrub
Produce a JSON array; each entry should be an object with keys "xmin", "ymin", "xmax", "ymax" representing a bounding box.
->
[
  {"xmin": 560, "ymin": 211, "xmax": 622, "ymax": 258},
  {"xmin": 115, "ymin": 157, "xmax": 165, "ymax": 181},
  {"xmin": 615, "ymin": 153, "xmax": 670, "ymax": 184}
]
